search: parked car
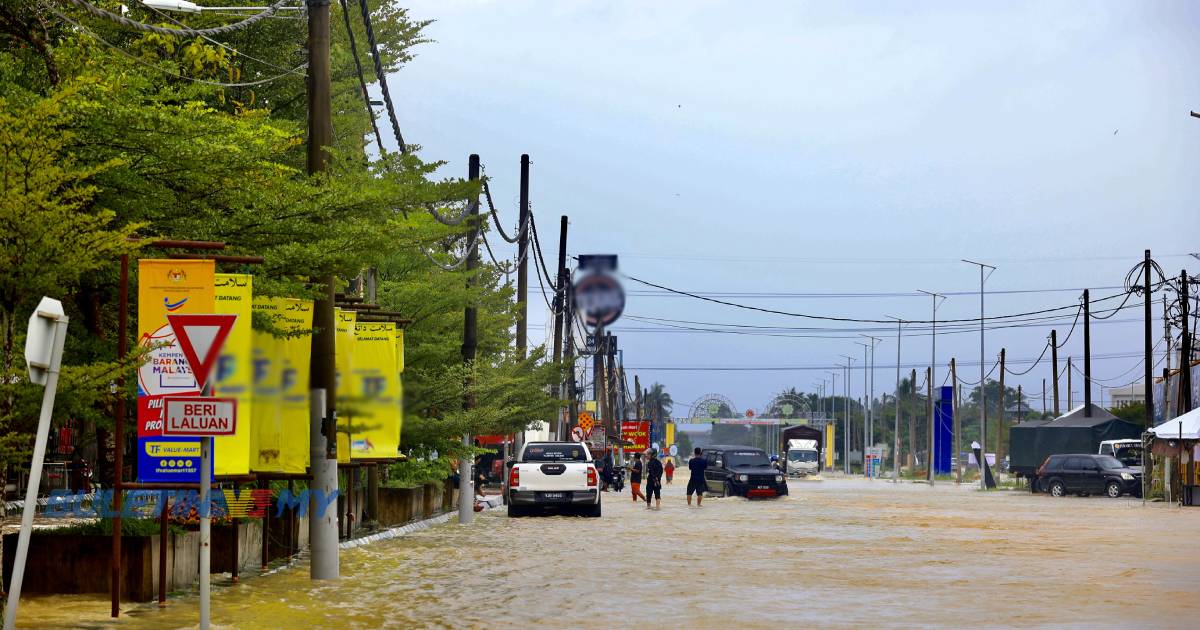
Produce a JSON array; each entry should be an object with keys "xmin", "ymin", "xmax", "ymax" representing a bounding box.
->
[
  {"xmin": 504, "ymin": 442, "xmax": 601, "ymax": 517},
  {"xmin": 1098, "ymin": 439, "xmax": 1143, "ymax": 471},
  {"xmin": 1034, "ymin": 454, "xmax": 1142, "ymax": 498},
  {"xmin": 700, "ymin": 445, "xmax": 789, "ymax": 498}
]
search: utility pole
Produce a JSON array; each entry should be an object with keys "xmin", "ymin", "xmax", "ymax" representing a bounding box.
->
[
  {"xmin": 1181, "ymin": 270, "xmax": 1193, "ymax": 413},
  {"xmin": 307, "ymin": 0, "xmax": 339, "ymax": 582},
  {"xmin": 1164, "ymin": 294, "xmax": 1172, "ymax": 421},
  {"xmin": 459, "ymin": 154, "xmax": 481, "ymax": 525},
  {"xmin": 889, "ymin": 318, "xmax": 902, "ymax": 482},
  {"xmin": 1067, "ymin": 357, "xmax": 1073, "ymax": 410},
  {"xmin": 952, "ymin": 358, "xmax": 961, "ymax": 483},
  {"xmin": 916, "ymin": 289, "xmax": 944, "ymax": 481},
  {"xmin": 550, "ymin": 216, "xmax": 568, "ymax": 437},
  {"xmin": 1083, "ymin": 289, "xmax": 1092, "ymax": 417},
  {"xmin": 1050, "ymin": 329, "xmax": 1060, "ymax": 415},
  {"xmin": 997, "ymin": 348, "xmax": 1006, "ymax": 469},
  {"xmin": 1144, "ymin": 250, "xmax": 1155, "ymax": 428},
  {"xmin": 861, "ymin": 334, "xmax": 882, "ymax": 449},
  {"xmin": 909, "ymin": 368, "xmax": 916, "ymax": 473},
  {"xmin": 926, "ymin": 366, "xmax": 933, "ymax": 485},
  {"xmin": 1018, "ymin": 384, "xmax": 1024, "ymax": 424},
  {"xmin": 515, "ymin": 155, "xmax": 530, "ymax": 357},
  {"xmin": 963, "ymin": 259, "xmax": 995, "ymax": 491},
  {"xmin": 825, "ymin": 370, "xmax": 838, "ymax": 471},
  {"xmin": 856, "ymin": 342, "xmax": 870, "ymax": 466},
  {"xmin": 840, "ymin": 356, "xmax": 855, "ymax": 474},
  {"xmin": 1042, "ymin": 378, "xmax": 1047, "ymax": 415},
  {"xmin": 513, "ymin": 156, "xmax": 530, "ymax": 453},
  {"xmin": 564, "ymin": 286, "xmax": 577, "ymax": 441}
]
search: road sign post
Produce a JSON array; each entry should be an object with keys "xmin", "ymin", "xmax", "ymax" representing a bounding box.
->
[
  {"xmin": 164, "ymin": 314, "xmax": 237, "ymax": 630},
  {"xmin": 5, "ymin": 298, "xmax": 69, "ymax": 630}
]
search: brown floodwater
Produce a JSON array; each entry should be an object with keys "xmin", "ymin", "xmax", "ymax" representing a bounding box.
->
[{"xmin": 12, "ymin": 477, "xmax": 1200, "ymax": 629}]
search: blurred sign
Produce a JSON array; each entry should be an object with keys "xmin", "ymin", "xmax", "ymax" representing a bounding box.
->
[
  {"xmin": 572, "ymin": 272, "xmax": 625, "ymax": 327},
  {"xmin": 578, "ymin": 411, "xmax": 595, "ymax": 436},
  {"xmin": 621, "ymin": 421, "xmax": 650, "ymax": 452}
]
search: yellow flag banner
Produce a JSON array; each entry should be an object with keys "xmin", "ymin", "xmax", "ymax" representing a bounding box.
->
[
  {"xmin": 395, "ymin": 328, "xmax": 404, "ymax": 445},
  {"xmin": 335, "ymin": 309, "xmax": 357, "ymax": 464},
  {"xmin": 251, "ymin": 297, "xmax": 312, "ymax": 474},
  {"xmin": 349, "ymin": 322, "xmax": 400, "ymax": 459},
  {"xmin": 213, "ymin": 274, "xmax": 252, "ymax": 476},
  {"xmin": 136, "ymin": 259, "xmax": 214, "ymax": 483},
  {"xmin": 825, "ymin": 424, "xmax": 835, "ymax": 469}
]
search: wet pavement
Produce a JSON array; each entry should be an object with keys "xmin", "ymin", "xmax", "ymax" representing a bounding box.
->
[{"xmin": 13, "ymin": 477, "xmax": 1200, "ymax": 628}]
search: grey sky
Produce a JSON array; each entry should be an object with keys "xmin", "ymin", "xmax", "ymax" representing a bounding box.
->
[{"xmin": 395, "ymin": 0, "xmax": 1198, "ymax": 415}]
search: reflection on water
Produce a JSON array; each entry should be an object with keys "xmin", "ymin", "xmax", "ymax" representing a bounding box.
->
[{"xmin": 14, "ymin": 479, "xmax": 1200, "ymax": 628}]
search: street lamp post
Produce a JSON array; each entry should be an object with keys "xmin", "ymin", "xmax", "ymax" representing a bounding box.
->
[
  {"xmin": 839, "ymin": 356, "xmax": 856, "ymax": 475},
  {"xmin": 963, "ymin": 259, "xmax": 996, "ymax": 490},
  {"xmin": 885, "ymin": 316, "xmax": 904, "ymax": 482}
]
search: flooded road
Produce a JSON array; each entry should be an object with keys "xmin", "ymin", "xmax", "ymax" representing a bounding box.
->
[{"xmin": 15, "ymin": 478, "xmax": 1200, "ymax": 628}]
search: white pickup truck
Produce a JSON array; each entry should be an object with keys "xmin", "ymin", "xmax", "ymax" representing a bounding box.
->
[{"xmin": 505, "ymin": 442, "xmax": 601, "ymax": 517}]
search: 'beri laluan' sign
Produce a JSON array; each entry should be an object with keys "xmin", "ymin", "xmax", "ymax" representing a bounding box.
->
[{"xmin": 163, "ymin": 397, "xmax": 237, "ymax": 436}]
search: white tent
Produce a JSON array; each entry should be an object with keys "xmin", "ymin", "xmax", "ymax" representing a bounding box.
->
[{"xmin": 1149, "ymin": 407, "xmax": 1200, "ymax": 441}]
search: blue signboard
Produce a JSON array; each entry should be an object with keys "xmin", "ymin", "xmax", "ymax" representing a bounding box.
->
[{"xmin": 934, "ymin": 385, "xmax": 954, "ymax": 474}]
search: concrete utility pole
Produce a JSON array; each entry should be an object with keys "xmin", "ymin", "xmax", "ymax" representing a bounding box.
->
[
  {"xmin": 306, "ymin": 0, "xmax": 340, "ymax": 582},
  {"xmin": 916, "ymin": 289, "xmax": 944, "ymax": 483},
  {"xmin": 459, "ymin": 154, "xmax": 481, "ymax": 525},
  {"xmin": 1181, "ymin": 270, "xmax": 1193, "ymax": 413},
  {"xmin": 926, "ymin": 367, "xmax": 933, "ymax": 485},
  {"xmin": 1050, "ymin": 329, "xmax": 1060, "ymax": 415},
  {"xmin": 1083, "ymin": 289, "xmax": 1092, "ymax": 417},
  {"xmin": 889, "ymin": 318, "xmax": 902, "ymax": 482},
  {"xmin": 564, "ymin": 286, "xmax": 577, "ymax": 441},
  {"xmin": 550, "ymin": 216, "xmax": 568, "ymax": 437},
  {"xmin": 840, "ymin": 356, "xmax": 855, "ymax": 474},
  {"xmin": 1144, "ymin": 250, "xmax": 1155, "ymax": 428},
  {"xmin": 1042, "ymin": 378, "xmax": 1047, "ymax": 415},
  {"xmin": 1067, "ymin": 357, "xmax": 1073, "ymax": 410},
  {"xmin": 952, "ymin": 358, "xmax": 961, "ymax": 484},
  {"xmin": 909, "ymin": 368, "xmax": 916, "ymax": 472},
  {"xmin": 856, "ymin": 342, "xmax": 870, "ymax": 467},
  {"xmin": 963, "ymin": 259, "xmax": 995, "ymax": 492},
  {"xmin": 515, "ymin": 155, "xmax": 530, "ymax": 357},
  {"xmin": 997, "ymin": 348, "xmax": 1006, "ymax": 468},
  {"xmin": 514, "ymin": 155, "xmax": 530, "ymax": 454},
  {"xmin": 861, "ymin": 334, "xmax": 882, "ymax": 449}
]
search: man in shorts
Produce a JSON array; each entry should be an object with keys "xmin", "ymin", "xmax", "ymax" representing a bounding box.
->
[
  {"xmin": 687, "ymin": 447, "xmax": 707, "ymax": 507},
  {"xmin": 644, "ymin": 450, "xmax": 663, "ymax": 510}
]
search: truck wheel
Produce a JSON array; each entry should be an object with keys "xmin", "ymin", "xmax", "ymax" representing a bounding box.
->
[
  {"xmin": 507, "ymin": 504, "xmax": 525, "ymax": 518},
  {"xmin": 1106, "ymin": 481, "xmax": 1122, "ymax": 498},
  {"xmin": 1048, "ymin": 480, "xmax": 1066, "ymax": 497},
  {"xmin": 584, "ymin": 502, "xmax": 601, "ymax": 518}
]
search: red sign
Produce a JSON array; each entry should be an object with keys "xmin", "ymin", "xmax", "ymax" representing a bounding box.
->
[
  {"xmin": 621, "ymin": 421, "xmax": 650, "ymax": 452},
  {"xmin": 162, "ymin": 396, "xmax": 237, "ymax": 436},
  {"xmin": 166, "ymin": 314, "xmax": 237, "ymax": 389}
]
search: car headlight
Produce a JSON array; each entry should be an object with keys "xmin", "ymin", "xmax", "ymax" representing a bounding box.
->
[
  {"xmin": 1120, "ymin": 473, "xmax": 1134, "ymax": 480},
  {"xmin": 775, "ymin": 475, "xmax": 784, "ymax": 483},
  {"xmin": 737, "ymin": 474, "xmax": 748, "ymax": 482}
]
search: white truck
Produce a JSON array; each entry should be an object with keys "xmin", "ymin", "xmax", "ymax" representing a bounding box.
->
[
  {"xmin": 505, "ymin": 441, "xmax": 601, "ymax": 517},
  {"xmin": 785, "ymin": 439, "xmax": 819, "ymax": 477}
]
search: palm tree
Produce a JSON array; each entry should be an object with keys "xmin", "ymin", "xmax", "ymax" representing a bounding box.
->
[{"xmin": 644, "ymin": 383, "xmax": 673, "ymax": 420}]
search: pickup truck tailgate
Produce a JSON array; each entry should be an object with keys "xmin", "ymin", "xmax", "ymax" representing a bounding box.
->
[{"xmin": 514, "ymin": 462, "xmax": 592, "ymax": 491}]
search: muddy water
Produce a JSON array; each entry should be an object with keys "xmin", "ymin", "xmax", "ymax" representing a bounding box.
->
[{"xmin": 14, "ymin": 478, "xmax": 1200, "ymax": 629}]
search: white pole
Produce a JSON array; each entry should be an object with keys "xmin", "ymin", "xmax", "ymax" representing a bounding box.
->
[
  {"xmin": 3, "ymin": 317, "xmax": 68, "ymax": 630},
  {"xmin": 459, "ymin": 434, "xmax": 474, "ymax": 524},
  {"xmin": 893, "ymin": 319, "xmax": 902, "ymax": 482},
  {"xmin": 199, "ymin": 435, "xmax": 211, "ymax": 629},
  {"xmin": 309, "ymin": 389, "xmax": 339, "ymax": 579}
]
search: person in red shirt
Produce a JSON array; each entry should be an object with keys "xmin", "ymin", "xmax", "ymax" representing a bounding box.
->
[{"xmin": 664, "ymin": 458, "xmax": 675, "ymax": 484}]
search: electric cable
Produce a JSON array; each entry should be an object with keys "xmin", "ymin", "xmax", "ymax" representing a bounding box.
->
[
  {"xmin": 478, "ymin": 164, "xmax": 524, "ymax": 244},
  {"xmin": 338, "ymin": 0, "xmax": 384, "ymax": 155},
  {"xmin": 480, "ymin": 232, "xmax": 514, "ymax": 275},
  {"xmin": 528, "ymin": 211, "xmax": 560, "ymax": 289},
  {"xmin": 1054, "ymin": 305, "xmax": 1083, "ymax": 348},
  {"xmin": 46, "ymin": 5, "xmax": 308, "ymax": 88},
  {"xmin": 145, "ymin": 4, "xmax": 304, "ymax": 75},
  {"xmin": 1004, "ymin": 341, "xmax": 1050, "ymax": 376},
  {"xmin": 620, "ymin": 272, "xmax": 1127, "ymax": 325},
  {"xmin": 355, "ymin": 0, "xmax": 406, "ymax": 153},
  {"xmin": 60, "ymin": 0, "xmax": 295, "ymax": 37}
]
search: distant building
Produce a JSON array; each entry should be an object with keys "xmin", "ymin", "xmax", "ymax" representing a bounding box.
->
[
  {"xmin": 1109, "ymin": 383, "xmax": 1145, "ymax": 408},
  {"xmin": 1005, "ymin": 400, "xmax": 1036, "ymax": 419}
]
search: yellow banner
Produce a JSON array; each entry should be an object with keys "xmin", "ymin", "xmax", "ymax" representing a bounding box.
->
[
  {"xmin": 825, "ymin": 424, "xmax": 835, "ymax": 469},
  {"xmin": 666, "ymin": 423, "xmax": 675, "ymax": 447},
  {"xmin": 349, "ymin": 322, "xmax": 400, "ymax": 459},
  {"xmin": 213, "ymin": 274, "xmax": 252, "ymax": 476},
  {"xmin": 251, "ymin": 297, "xmax": 312, "ymax": 473},
  {"xmin": 335, "ymin": 309, "xmax": 356, "ymax": 464},
  {"xmin": 395, "ymin": 328, "xmax": 404, "ymax": 447}
]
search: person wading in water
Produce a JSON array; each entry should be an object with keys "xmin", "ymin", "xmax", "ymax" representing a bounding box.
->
[{"xmin": 644, "ymin": 450, "xmax": 664, "ymax": 510}]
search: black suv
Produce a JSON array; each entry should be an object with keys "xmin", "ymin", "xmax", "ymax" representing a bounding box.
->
[
  {"xmin": 1035, "ymin": 454, "xmax": 1142, "ymax": 498},
  {"xmin": 699, "ymin": 445, "xmax": 788, "ymax": 498}
]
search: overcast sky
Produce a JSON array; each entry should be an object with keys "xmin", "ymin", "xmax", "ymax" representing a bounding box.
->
[{"xmin": 394, "ymin": 0, "xmax": 1198, "ymax": 416}]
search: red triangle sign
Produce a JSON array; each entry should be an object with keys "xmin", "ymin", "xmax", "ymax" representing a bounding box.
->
[{"xmin": 167, "ymin": 314, "xmax": 238, "ymax": 390}]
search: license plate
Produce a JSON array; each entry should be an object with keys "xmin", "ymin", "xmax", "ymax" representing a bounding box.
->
[
  {"xmin": 757, "ymin": 485, "xmax": 770, "ymax": 489},
  {"xmin": 541, "ymin": 492, "xmax": 565, "ymax": 500}
]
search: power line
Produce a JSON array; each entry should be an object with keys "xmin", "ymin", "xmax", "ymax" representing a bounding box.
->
[
  {"xmin": 46, "ymin": 6, "xmax": 307, "ymax": 88},
  {"xmin": 60, "ymin": 0, "xmax": 296, "ymax": 37},
  {"xmin": 619, "ymin": 272, "xmax": 1128, "ymax": 325},
  {"xmin": 625, "ymin": 351, "xmax": 1142, "ymax": 372},
  {"xmin": 338, "ymin": 0, "xmax": 384, "ymax": 155},
  {"xmin": 355, "ymin": 0, "xmax": 406, "ymax": 153},
  {"xmin": 623, "ymin": 286, "xmax": 1125, "ymax": 299}
]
